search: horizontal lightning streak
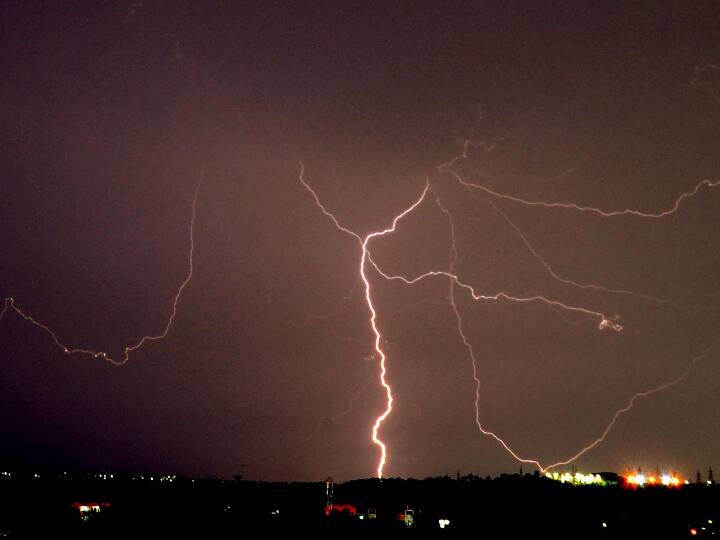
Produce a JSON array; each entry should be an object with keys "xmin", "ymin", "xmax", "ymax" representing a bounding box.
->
[
  {"xmin": 368, "ymin": 257, "xmax": 622, "ymax": 332},
  {"xmin": 1, "ymin": 175, "xmax": 203, "ymax": 366},
  {"xmin": 466, "ymin": 191, "xmax": 681, "ymax": 308},
  {"xmin": 441, "ymin": 140, "xmax": 719, "ymax": 219}
]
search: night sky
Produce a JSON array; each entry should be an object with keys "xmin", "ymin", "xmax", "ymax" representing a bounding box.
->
[{"xmin": 2, "ymin": 1, "xmax": 720, "ymax": 481}]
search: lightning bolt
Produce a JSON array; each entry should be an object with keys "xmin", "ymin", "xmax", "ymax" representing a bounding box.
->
[
  {"xmin": 368, "ymin": 260, "xmax": 623, "ymax": 332},
  {"xmin": 299, "ymin": 162, "xmax": 622, "ymax": 477},
  {"xmin": 436, "ymin": 192, "xmax": 548, "ymax": 470},
  {"xmin": 436, "ymin": 190, "xmax": 720, "ymax": 472},
  {"xmin": 441, "ymin": 140, "xmax": 720, "ymax": 219},
  {"xmin": 453, "ymin": 186, "xmax": 716, "ymax": 315},
  {"xmin": 300, "ymin": 134, "xmax": 720, "ymax": 477},
  {"xmin": 467, "ymin": 194, "xmax": 679, "ymax": 308},
  {"xmin": 363, "ymin": 183, "xmax": 430, "ymax": 478},
  {"xmin": 299, "ymin": 163, "xmax": 429, "ymax": 478},
  {"xmin": 435, "ymin": 138, "xmax": 698, "ymax": 312},
  {"xmin": 541, "ymin": 335, "xmax": 720, "ymax": 471},
  {"xmin": 434, "ymin": 141, "xmax": 720, "ymax": 471},
  {"xmin": 1, "ymin": 175, "xmax": 203, "ymax": 366}
]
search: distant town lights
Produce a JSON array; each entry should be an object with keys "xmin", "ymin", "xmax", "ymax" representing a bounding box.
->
[
  {"xmin": 625, "ymin": 471, "xmax": 682, "ymax": 488},
  {"xmin": 545, "ymin": 472, "xmax": 605, "ymax": 485}
]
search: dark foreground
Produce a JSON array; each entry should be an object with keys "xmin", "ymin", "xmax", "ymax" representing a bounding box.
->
[{"xmin": 1, "ymin": 470, "xmax": 718, "ymax": 538}]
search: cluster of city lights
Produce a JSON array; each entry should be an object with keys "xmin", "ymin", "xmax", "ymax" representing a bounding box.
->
[
  {"xmin": 126, "ymin": 474, "xmax": 180, "ymax": 482},
  {"xmin": 690, "ymin": 519, "xmax": 714, "ymax": 536},
  {"xmin": 624, "ymin": 472, "xmax": 683, "ymax": 487},
  {"xmin": 72, "ymin": 502, "xmax": 110, "ymax": 521},
  {"xmin": 545, "ymin": 472, "xmax": 607, "ymax": 485},
  {"xmin": 546, "ymin": 470, "xmax": 687, "ymax": 488}
]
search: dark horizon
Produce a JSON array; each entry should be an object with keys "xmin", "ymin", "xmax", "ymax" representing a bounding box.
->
[
  {"xmin": 2, "ymin": 1, "xmax": 720, "ymax": 482},
  {"xmin": 2, "ymin": 465, "xmax": 719, "ymax": 537}
]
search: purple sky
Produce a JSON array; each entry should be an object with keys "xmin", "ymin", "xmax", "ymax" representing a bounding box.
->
[{"xmin": 2, "ymin": 1, "xmax": 720, "ymax": 481}]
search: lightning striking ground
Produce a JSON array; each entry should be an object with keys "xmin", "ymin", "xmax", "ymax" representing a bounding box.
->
[
  {"xmin": 299, "ymin": 163, "xmax": 429, "ymax": 478},
  {"xmin": 541, "ymin": 335, "xmax": 720, "ymax": 471},
  {"xmin": 299, "ymin": 162, "xmax": 627, "ymax": 477},
  {"xmin": 362, "ymin": 183, "xmax": 430, "ymax": 478},
  {"xmin": 433, "ymin": 142, "xmax": 720, "ymax": 470},
  {"xmin": 1, "ymin": 176, "xmax": 203, "ymax": 366},
  {"xmin": 435, "ymin": 189, "xmax": 720, "ymax": 472},
  {"xmin": 300, "ymin": 136, "xmax": 720, "ymax": 477},
  {"xmin": 436, "ymin": 193, "xmax": 548, "ymax": 470}
]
